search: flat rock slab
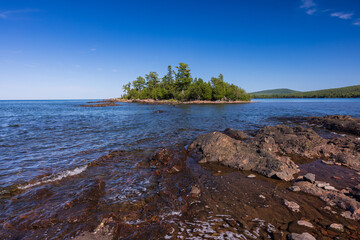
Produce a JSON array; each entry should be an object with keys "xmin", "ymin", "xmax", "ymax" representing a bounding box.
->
[
  {"xmin": 329, "ymin": 223, "xmax": 344, "ymax": 232},
  {"xmin": 289, "ymin": 232, "xmax": 316, "ymax": 240},
  {"xmin": 308, "ymin": 115, "xmax": 360, "ymax": 136},
  {"xmin": 284, "ymin": 199, "xmax": 300, "ymax": 212}
]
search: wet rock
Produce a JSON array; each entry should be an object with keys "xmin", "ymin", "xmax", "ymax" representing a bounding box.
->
[
  {"xmin": 154, "ymin": 110, "xmax": 164, "ymax": 113},
  {"xmin": 295, "ymin": 181, "xmax": 360, "ymax": 220},
  {"xmin": 321, "ymin": 160, "xmax": 334, "ymax": 165},
  {"xmin": 223, "ymin": 128, "xmax": 249, "ymax": 140},
  {"xmin": 297, "ymin": 220, "xmax": 313, "ymax": 229},
  {"xmin": 254, "ymin": 125, "xmax": 331, "ymax": 160},
  {"xmin": 328, "ymin": 223, "xmax": 344, "ymax": 232},
  {"xmin": 341, "ymin": 211, "xmax": 355, "ymax": 220},
  {"xmin": 350, "ymin": 184, "xmax": 360, "ymax": 201},
  {"xmin": 323, "ymin": 186, "xmax": 336, "ymax": 191},
  {"xmin": 303, "ymin": 173, "xmax": 315, "ymax": 183},
  {"xmin": 255, "ymin": 124, "xmax": 360, "ymax": 171},
  {"xmin": 288, "ymin": 220, "xmax": 313, "ymax": 234},
  {"xmin": 327, "ymin": 137, "xmax": 360, "ymax": 171},
  {"xmin": 190, "ymin": 186, "xmax": 201, "ymax": 196},
  {"xmin": 314, "ymin": 181, "xmax": 329, "ymax": 188},
  {"xmin": 283, "ymin": 199, "xmax": 300, "ymax": 212},
  {"xmin": 308, "ymin": 115, "xmax": 360, "ymax": 136},
  {"xmin": 288, "ymin": 232, "xmax": 316, "ymax": 240},
  {"xmin": 190, "ymin": 123, "xmax": 360, "ymax": 178},
  {"xmin": 79, "ymin": 102, "xmax": 120, "ymax": 107},
  {"xmin": 188, "ymin": 132, "xmax": 299, "ymax": 181},
  {"xmin": 288, "ymin": 186, "xmax": 301, "ymax": 192}
]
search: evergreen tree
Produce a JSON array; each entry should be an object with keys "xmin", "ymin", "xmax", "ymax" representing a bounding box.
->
[
  {"xmin": 132, "ymin": 76, "xmax": 145, "ymax": 91},
  {"xmin": 146, "ymin": 72, "xmax": 160, "ymax": 89},
  {"xmin": 175, "ymin": 63, "xmax": 192, "ymax": 92},
  {"xmin": 121, "ymin": 63, "xmax": 251, "ymax": 101},
  {"xmin": 211, "ymin": 74, "xmax": 226, "ymax": 100},
  {"xmin": 123, "ymin": 82, "xmax": 131, "ymax": 96}
]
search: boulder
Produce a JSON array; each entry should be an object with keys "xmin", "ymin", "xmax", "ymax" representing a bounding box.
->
[
  {"xmin": 308, "ymin": 115, "xmax": 360, "ymax": 136},
  {"xmin": 188, "ymin": 132, "xmax": 299, "ymax": 181},
  {"xmin": 303, "ymin": 173, "xmax": 315, "ymax": 183},
  {"xmin": 254, "ymin": 125, "xmax": 332, "ymax": 160}
]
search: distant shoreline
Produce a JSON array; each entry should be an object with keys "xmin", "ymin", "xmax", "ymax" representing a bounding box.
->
[{"xmin": 251, "ymin": 85, "xmax": 360, "ymax": 99}]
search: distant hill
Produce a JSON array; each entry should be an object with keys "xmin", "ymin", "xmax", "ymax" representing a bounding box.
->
[
  {"xmin": 251, "ymin": 88, "xmax": 299, "ymax": 96},
  {"xmin": 251, "ymin": 85, "xmax": 360, "ymax": 98}
]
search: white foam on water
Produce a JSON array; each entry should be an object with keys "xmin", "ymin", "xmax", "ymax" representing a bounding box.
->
[{"xmin": 18, "ymin": 165, "xmax": 88, "ymax": 190}]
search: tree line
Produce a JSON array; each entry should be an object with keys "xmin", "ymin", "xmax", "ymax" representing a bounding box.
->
[
  {"xmin": 122, "ymin": 63, "xmax": 250, "ymax": 101},
  {"xmin": 252, "ymin": 85, "xmax": 360, "ymax": 98}
]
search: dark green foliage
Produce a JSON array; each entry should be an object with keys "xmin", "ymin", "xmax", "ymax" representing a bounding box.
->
[
  {"xmin": 251, "ymin": 88, "xmax": 299, "ymax": 96},
  {"xmin": 175, "ymin": 63, "xmax": 192, "ymax": 92},
  {"xmin": 252, "ymin": 85, "xmax": 360, "ymax": 98},
  {"xmin": 122, "ymin": 63, "xmax": 250, "ymax": 101},
  {"xmin": 188, "ymin": 78, "xmax": 213, "ymax": 100},
  {"xmin": 211, "ymin": 74, "xmax": 226, "ymax": 100}
]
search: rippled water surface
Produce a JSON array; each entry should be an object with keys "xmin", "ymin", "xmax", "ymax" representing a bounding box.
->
[{"xmin": 0, "ymin": 98, "xmax": 360, "ymax": 238}]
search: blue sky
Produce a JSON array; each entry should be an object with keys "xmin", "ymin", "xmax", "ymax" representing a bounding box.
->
[{"xmin": 1, "ymin": 0, "xmax": 360, "ymax": 99}]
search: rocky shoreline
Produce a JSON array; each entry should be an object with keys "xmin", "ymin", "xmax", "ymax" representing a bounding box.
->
[
  {"xmin": 76, "ymin": 98, "xmax": 253, "ymax": 107},
  {"xmin": 73, "ymin": 115, "xmax": 360, "ymax": 240},
  {"xmin": 106, "ymin": 98, "xmax": 253, "ymax": 105}
]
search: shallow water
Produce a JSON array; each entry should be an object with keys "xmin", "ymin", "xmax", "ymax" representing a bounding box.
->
[{"xmin": 0, "ymin": 98, "xmax": 360, "ymax": 238}]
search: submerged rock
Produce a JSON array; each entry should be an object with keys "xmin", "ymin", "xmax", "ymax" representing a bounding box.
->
[
  {"xmin": 283, "ymin": 199, "xmax": 300, "ymax": 212},
  {"xmin": 294, "ymin": 181, "xmax": 360, "ymax": 220},
  {"xmin": 79, "ymin": 102, "xmax": 120, "ymax": 107}
]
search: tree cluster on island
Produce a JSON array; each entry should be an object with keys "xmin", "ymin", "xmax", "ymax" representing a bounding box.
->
[{"xmin": 122, "ymin": 63, "xmax": 250, "ymax": 101}]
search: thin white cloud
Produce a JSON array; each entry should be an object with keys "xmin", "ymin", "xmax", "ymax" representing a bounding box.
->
[
  {"xmin": 112, "ymin": 69, "xmax": 118, "ymax": 72},
  {"xmin": 300, "ymin": 0, "xmax": 317, "ymax": 15},
  {"xmin": 300, "ymin": 0, "xmax": 316, "ymax": 9},
  {"xmin": 331, "ymin": 12, "xmax": 354, "ymax": 20},
  {"xmin": 306, "ymin": 9, "xmax": 317, "ymax": 15},
  {"xmin": 0, "ymin": 9, "xmax": 39, "ymax": 20},
  {"xmin": 96, "ymin": 67, "xmax": 103, "ymax": 71},
  {"xmin": 90, "ymin": 48, "xmax": 96, "ymax": 51},
  {"xmin": 299, "ymin": 1, "xmax": 358, "ymax": 26}
]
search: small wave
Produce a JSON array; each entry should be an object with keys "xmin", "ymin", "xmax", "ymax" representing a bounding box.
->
[{"xmin": 18, "ymin": 165, "xmax": 88, "ymax": 190}]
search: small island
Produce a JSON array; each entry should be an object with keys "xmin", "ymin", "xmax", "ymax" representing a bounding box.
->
[{"xmin": 119, "ymin": 63, "xmax": 251, "ymax": 103}]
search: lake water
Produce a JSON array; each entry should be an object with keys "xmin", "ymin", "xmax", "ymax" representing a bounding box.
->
[{"xmin": 0, "ymin": 98, "xmax": 359, "ymax": 238}]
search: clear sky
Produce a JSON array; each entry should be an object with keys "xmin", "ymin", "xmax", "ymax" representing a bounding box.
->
[{"xmin": 1, "ymin": 0, "xmax": 360, "ymax": 99}]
